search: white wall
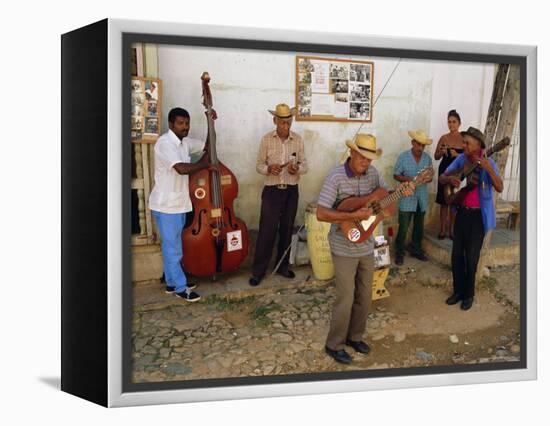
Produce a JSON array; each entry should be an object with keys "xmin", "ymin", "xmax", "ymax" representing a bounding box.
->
[
  {"xmin": 427, "ymin": 60, "xmax": 495, "ymax": 192},
  {"xmin": 159, "ymin": 45, "xmax": 494, "ymax": 229}
]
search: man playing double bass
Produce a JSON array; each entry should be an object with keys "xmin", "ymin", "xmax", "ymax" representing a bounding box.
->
[
  {"xmin": 439, "ymin": 127, "xmax": 503, "ymax": 310},
  {"xmin": 149, "ymin": 107, "xmax": 213, "ymax": 302}
]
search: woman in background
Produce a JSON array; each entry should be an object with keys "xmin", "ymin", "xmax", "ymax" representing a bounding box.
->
[{"xmin": 434, "ymin": 110, "xmax": 464, "ymax": 239}]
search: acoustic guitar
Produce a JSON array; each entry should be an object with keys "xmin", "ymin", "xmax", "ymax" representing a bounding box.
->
[
  {"xmin": 443, "ymin": 137, "xmax": 510, "ymax": 204},
  {"xmin": 337, "ymin": 167, "xmax": 434, "ymax": 244}
]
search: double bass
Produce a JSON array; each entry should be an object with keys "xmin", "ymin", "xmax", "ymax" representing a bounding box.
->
[{"xmin": 181, "ymin": 72, "xmax": 249, "ymax": 279}]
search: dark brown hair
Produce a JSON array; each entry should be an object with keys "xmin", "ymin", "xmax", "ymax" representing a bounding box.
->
[{"xmin": 448, "ymin": 109, "xmax": 461, "ymax": 123}]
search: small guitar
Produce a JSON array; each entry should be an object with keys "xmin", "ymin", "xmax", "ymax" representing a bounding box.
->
[
  {"xmin": 443, "ymin": 137, "xmax": 510, "ymax": 204},
  {"xmin": 337, "ymin": 167, "xmax": 434, "ymax": 243}
]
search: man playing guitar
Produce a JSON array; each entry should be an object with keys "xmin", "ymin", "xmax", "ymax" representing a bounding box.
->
[
  {"xmin": 439, "ymin": 127, "xmax": 503, "ymax": 310},
  {"xmin": 316, "ymin": 134, "xmax": 414, "ymax": 364}
]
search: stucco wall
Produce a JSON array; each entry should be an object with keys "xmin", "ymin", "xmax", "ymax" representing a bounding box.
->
[{"xmin": 157, "ymin": 45, "xmax": 494, "ymax": 229}]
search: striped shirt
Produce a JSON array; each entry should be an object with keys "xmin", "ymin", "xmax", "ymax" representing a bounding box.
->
[
  {"xmin": 317, "ymin": 160, "xmax": 390, "ymax": 257},
  {"xmin": 393, "ymin": 150, "xmax": 432, "ymax": 212},
  {"xmin": 256, "ymin": 130, "xmax": 308, "ymax": 186}
]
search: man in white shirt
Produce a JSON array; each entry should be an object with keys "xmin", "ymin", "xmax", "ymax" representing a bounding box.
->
[{"xmin": 149, "ymin": 107, "xmax": 211, "ymax": 302}]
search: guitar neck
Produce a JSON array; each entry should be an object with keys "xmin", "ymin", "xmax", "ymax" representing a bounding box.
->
[
  {"xmin": 459, "ymin": 138, "xmax": 510, "ymax": 179},
  {"xmin": 377, "ymin": 190, "xmax": 401, "ymax": 210},
  {"xmin": 377, "ymin": 180, "xmax": 417, "ymax": 209},
  {"xmin": 460, "ymin": 149, "xmax": 494, "ymax": 179}
]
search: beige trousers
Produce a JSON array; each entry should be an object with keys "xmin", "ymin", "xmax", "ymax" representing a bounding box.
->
[{"xmin": 325, "ymin": 254, "xmax": 374, "ymax": 351}]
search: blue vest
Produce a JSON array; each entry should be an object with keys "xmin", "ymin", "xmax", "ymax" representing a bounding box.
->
[{"xmin": 445, "ymin": 154, "xmax": 499, "ymax": 233}]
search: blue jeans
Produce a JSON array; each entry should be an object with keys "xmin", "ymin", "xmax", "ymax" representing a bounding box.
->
[{"xmin": 152, "ymin": 210, "xmax": 188, "ymax": 292}]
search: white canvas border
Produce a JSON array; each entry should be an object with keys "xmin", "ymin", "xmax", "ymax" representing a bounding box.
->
[{"xmin": 106, "ymin": 18, "xmax": 537, "ymax": 407}]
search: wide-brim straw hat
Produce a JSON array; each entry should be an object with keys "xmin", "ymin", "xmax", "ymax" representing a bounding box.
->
[
  {"xmin": 345, "ymin": 133, "xmax": 382, "ymax": 160},
  {"xmin": 461, "ymin": 126, "xmax": 486, "ymax": 148},
  {"xmin": 268, "ymin": 103, "xmax": 297, "ymax": 121},
  {"xmin": 408, "ymin": 130, "xmax": 433, "ymax": 145}
]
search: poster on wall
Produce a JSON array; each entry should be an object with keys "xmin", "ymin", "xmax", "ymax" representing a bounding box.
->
[
  {"xmin": 296, "ymin": 56, "xmax": 373, "ymax": 122},
  {"xmin": 131, "ymin": 76, "xmax": 162, "ymax": 143}
]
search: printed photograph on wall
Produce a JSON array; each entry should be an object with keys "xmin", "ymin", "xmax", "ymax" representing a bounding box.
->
[{"xmin": 131, "ymin": 76, "xmax": 162, "ymax": 142}]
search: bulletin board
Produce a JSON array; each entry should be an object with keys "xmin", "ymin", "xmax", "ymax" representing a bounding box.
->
[
  {"xmin": 131, "ymin": 77, "xmax": 162, "ymax": 143},
  {"xmin": 295, "ymin": 56, "xmax": 374, "ymax": 123}
]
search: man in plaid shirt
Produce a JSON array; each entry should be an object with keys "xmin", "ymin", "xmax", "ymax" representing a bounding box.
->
[{"xmin": 249, "ymin": 104, "xmax": 308, "ymax": 287}]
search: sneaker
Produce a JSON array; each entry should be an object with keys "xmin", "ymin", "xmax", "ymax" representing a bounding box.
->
[
  {"xmin": 175, "ymin": 289, "xmax": 201, "ymax": 302},
  {"xmin": 165, "ymin": 282, "xmax": 196, "ymax": 294}
]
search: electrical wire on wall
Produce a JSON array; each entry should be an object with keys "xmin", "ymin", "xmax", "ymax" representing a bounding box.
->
[{"xmin": 340, "ymin": 58, "xmax": 402, "ymax": 163}]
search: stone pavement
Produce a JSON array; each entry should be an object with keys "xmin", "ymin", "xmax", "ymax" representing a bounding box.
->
[{"xmin": 132, "ymin": 258, "xmax": 521, "ymax": 383}]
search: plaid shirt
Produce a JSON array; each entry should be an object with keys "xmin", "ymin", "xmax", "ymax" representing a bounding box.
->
[
  {"xmin": 393, "ymin": 150, "xmax": 432, "ymax": 212},
  {"xmin": 256, "ymin": 130, "xmax": 308, "ymax": 186}
]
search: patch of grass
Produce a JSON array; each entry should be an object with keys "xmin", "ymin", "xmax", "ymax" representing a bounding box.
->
[
  {"xmin": 479, "ymin": 276, "xmax": 498, "ymax": 292},
  {"xmin": 254, "ymin": 316, "xmax": 272, "ymax": 328},
  {"xmin": 251, "ymin": 302, "xmax": 282, "ymax": 327},
  {"xmin": 310, "ymin": 297, "xmax": 325, "ymax": 307},
  {"xmin": 204, "ymin": 294, "xmax": 256, "ymax": 311},
  {"xmin": 478, "ymin": 275, "xmax": 518, "ymax": 312}
]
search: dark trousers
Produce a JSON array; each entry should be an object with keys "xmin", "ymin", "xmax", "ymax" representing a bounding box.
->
[
  {"xmin": 451, "ymin": 208, "xmax": 485, "ymax": 298},
  {"xmin": 252, "ymin": 185, "xmax": 299, "ymax": 278},
  {"xmin": 395, "ymin": 205, "xmax": 425, "ymax": 255}
]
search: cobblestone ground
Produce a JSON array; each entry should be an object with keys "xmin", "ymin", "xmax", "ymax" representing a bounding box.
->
[{"xmin": 132, "ymin": 263, "xmax": 520, "ymax": 383}]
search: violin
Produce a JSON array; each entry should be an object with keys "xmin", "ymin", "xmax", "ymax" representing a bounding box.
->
[{"xmin": 181, "ymin": 72, "xmax": 250, "ymax": 279}]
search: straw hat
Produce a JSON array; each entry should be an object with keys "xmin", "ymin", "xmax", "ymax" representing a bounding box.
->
[
  {"xmin": 345, "ymin": 133, "xmax": 382, "ymax": 160},
  {"xmin": 268, "ymin": 103, "xmax": 297, "ymax": 120},
  {"xmin": 408, "ymin": 130, "xmax": 433, "ymax": 145}
]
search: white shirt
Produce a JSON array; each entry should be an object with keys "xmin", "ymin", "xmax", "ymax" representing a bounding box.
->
[{"xmin": 148, "ymin": 129, "xmax": 205, "ymax": 214}]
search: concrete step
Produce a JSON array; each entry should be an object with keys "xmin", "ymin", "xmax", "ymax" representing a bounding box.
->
[{"xmin": 422, "ymin": 228, "xmax": 520, "ymax": 268}]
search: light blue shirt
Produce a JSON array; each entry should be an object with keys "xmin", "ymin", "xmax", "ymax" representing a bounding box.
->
[{"xmin": 393, "ymin": 150, "xmax": 432, "ymax": 212}]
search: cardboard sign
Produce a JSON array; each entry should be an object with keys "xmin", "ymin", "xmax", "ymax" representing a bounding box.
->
[{"xmin": 227, "ymin": 230, "xmax": 243, "ymax": 252}]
